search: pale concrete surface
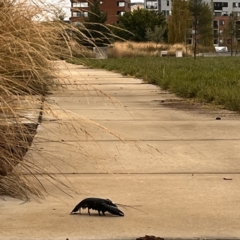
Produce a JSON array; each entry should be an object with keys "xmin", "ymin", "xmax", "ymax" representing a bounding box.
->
[{"xmin": 1, "ymin": 61, "xmax": 240, "ymax": 240}]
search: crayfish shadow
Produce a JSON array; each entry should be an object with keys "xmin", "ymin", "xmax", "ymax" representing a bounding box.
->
[{"xmin": 70, "ymin": 213, "xmax": 121, "ymax": 218}]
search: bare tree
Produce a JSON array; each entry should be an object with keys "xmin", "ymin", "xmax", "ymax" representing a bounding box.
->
[
  {"xmin": 223, "ymin": 13, "xmax": 239, "ymax": 56},
  {"xmin": 189, "ymin": 0, "xmax": 213, "ymax": 59},
  {"xmin": 168, "ymin": 0, "xmax": 191, "ymax": 44}
]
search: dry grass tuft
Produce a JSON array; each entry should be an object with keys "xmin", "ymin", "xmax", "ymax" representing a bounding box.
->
[
  {"xmin": 0, "ymin": 0, "xmax": 75, "ymax": 96},
  {"xmin": 0, "ymin": 0, "xmax": 79, "ymax": 200}
]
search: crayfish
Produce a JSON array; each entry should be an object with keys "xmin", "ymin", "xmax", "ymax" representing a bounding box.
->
[{"xmin": 70, "ymin": 197, "xmax": 124, "ymax": 216}]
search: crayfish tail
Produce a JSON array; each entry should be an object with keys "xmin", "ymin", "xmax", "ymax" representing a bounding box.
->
[{"xmin": 102, "ymin": 203, "xmax": 124, "ymax": 216}]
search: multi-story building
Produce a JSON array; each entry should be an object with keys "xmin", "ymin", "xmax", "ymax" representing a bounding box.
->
[
  {"xmin": 212, "ymin": 1, "xmax": 240, "ymax": 16},
  {"xmin": 144, "ymin": 0, "xmax": 171, "ymax": 15},
  {"xmin": 144, "ymin": 0, "xmax": 240, "ymax": 46},
  {"xmin": 144, "ymin": 0, "xmax": 240, "ymax": 17},
  {"xmin": 210, "ymin": 1, "xmax": 240, "ymax": 44},
  {"xmin": 144, "ymin": 0, "xmax": 161, "ymax": 10},
  {"xmin": 70, "ymin": 0, "xmax": 131, "ymax": 24}
]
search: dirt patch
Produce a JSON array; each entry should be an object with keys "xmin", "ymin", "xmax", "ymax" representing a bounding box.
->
[
  {"xmin": 0, "ymin": 123, "xmax": 38, "ymax": 176},
  {"xmin": 157, "ymin": 98, "xmax": 240, "ymax": 119}
]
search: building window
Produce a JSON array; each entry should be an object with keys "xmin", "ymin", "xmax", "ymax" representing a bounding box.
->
[
  {"xmin": 167, "ymin": 0, "xmax": 169, "ymax": 6},
  {"xmin": 214, "ymin": 2, "xmax": 228, "ymax": 10},
  {"xmin": 146, "ymin": 1, "xmax": 157, "ymax": 9},
  {"xmin": 213, "ymin": 20, "xmax": 218, "ymax": 29},
  {"xmin": 117, "ymin": 11, "xmax": 125, "ymax": 16},
  {"xmin": 117, "ymin": 1, "xmax": 125, "ymax": 7},
  {"xmin": 72, "ymin": 2, "xmax": 89, "ymax": 7},
  {"xmin": 214, "ymin": 12, "xmax": 221, "ymax": 16},
  {"xmin": 223, "ymin": 2, "xmax": 228, "ymax": 7},
  {"xmin": 72, "ymin": 11, "xmax": 79, "ymax": 17},
  {"xmin": 220, "ymin": 20, "xmax": 225, "ymax": 25},
  {"xmin": 72, "ymin": 11, "xmax": 88, "ymax": 17},
  {"xmin": 72, "ymin": 3, "xmax": 80, "ymax": 7},
  {"xmin": 81, "ymin": 2, "xmax": 89, "ymax": 7},
  {"xmin": 162, "ymin": 10, "xmax": 170, "ymax": 16},
  {"xmin": 233, "ymin": 2, "xmax": 237, "ymax": 8},
  {"xmin": 72, "ymin": 11, "xmax": 80, "ymax": 17}
]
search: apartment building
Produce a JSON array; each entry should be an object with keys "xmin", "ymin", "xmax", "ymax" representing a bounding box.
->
[
  {"xmin": 144, "ymin": 0, "xmax": 240, "ymax": 45},
  {"xmin": 144, "ymin": 0, "xmax": 171, "ymax": 15},
  {"xmin": 212, "ymin": 1, "xmax": 240, "ymax": 16},
  {"xmin": 144, "ymin": 0, "xmax": 240, "ymax": 17},
  {"xmin": 210, "ymin": 1, "xmax": 240, "ymax": 44},
  {"xmin": 70, "ymin": 0, "xmax": 131, "ymax": 24}
]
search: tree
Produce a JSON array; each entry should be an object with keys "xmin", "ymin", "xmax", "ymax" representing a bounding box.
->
[
  {"xmin": 86, "ymin": 0, "xmax": 108, "ymax": 24},
  {"xmin": 223, "ymin": 13, "xmax": 239, "ymax": 56},
  {"xmin": 189, "ymin": 0, "xmax": 213, "ymax": 59},
  {"xmin": 146, "ymin": 25, "xmax": 166, "ymax": 43},
  {"xmin": 81, "ymin": 0, "xmax": 109, "ymax": 47},
  {"xmin": 117, "ymin": 9, "xmax": 166, "ymax": 42},
  {"xmin": 168, "ymin": 0, "xmax": 191, "ymax": 44},
  {"xmin": 197, "ymin": 2, "xmax": 214, "ymax": 46}
]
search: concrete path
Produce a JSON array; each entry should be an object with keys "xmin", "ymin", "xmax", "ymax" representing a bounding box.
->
[{"xmin": 1, "ymin": 61, "xmax": 240, "ymax": 240}]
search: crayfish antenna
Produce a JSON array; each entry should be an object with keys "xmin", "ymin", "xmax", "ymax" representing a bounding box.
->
[{"xmin": 115, "ymin": 203, "xmax": 147, "ymax": 214}]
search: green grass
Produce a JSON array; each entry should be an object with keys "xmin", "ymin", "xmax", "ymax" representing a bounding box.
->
[{"xmin": 68, "ymin": 56, "xmax": 240, "ymax": 112}]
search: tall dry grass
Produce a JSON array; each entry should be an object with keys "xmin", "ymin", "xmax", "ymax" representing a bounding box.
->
[
  {"xmin": 0, "ymin": 0, "xmax": 76, "ymax": 95},
  {"xmin": 108, "ymin": 41, "xmax": 217, "ymax": 58},
  {"xmin": 0, "ymin": 0, "xmax": 78, "ymax": 200},
  {"xmin": 108, "ymin": 41, "xmax": 193, "ymax": 58},
  {"xmin": 0, "ymin": 1, "xmax": 163, "ymax": 201},
  {"xmin": 0, "ymin": 0, "xmax": 131, "ymax": 201}
]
